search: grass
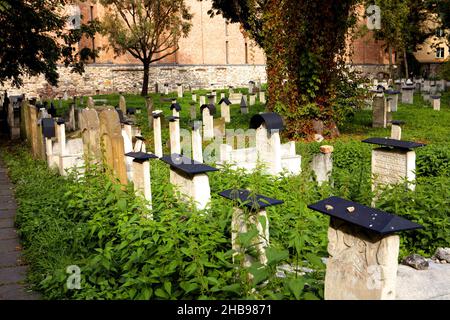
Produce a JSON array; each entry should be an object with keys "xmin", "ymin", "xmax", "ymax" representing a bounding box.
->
[{"xmin": 4, "ymin": 87, "xmax": 447, "ymax": 299}]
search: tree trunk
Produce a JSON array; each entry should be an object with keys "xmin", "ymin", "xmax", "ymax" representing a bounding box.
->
[
  {"xmin": 388, "ymin": 45, "xmax": 394, "ymax": 80},
  {"xmin": 141, "ymin": 62, "xmax": 150, "ymax": 96},
  {"xmin": 403, "ymin": 48, "xmax": 409, "ymax": 79}
]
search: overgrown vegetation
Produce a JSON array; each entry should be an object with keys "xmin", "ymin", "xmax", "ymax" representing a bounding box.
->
[{"xmin": 2, "ymin": 89, "xmax": 449, "ymax": 300}]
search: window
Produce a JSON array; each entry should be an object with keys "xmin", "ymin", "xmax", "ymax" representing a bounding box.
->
[
  {"xmin": 245, "ymin": 43, "xmax": 248, "ymax": 64},
  {"xmin": 436, "ymin": 28, "xmax": 445, "ymax": 38},
  {"xmin": 226, "ymin": 41, "xmax": 229, "ymax": 64},
  {"xmin": 436, "ymin": 47, "xmax": 445, "ymax": 58}
]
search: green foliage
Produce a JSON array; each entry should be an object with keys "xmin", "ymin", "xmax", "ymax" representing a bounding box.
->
[
  {"xmin": 99, "ymin": 0, "xmax": 193, "ymax": 96},
  {"xmin": 376, "ymin": 176, "xmax": 450, "ymax": 257},
  {"xmin": 439, "ymin": 60, "xmax": 450, "ymax": 81},
  {"xmin": 416, "ymin": 144, "xmax": 450, "ymax": 177},
  {"xmin": 0, "ymin": 0, "xmax": 99, "ymax": 87}
]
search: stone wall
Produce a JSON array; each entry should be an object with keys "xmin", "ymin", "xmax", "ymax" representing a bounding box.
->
[{"xmin": 2, "ymin": 64, "xmax": 267, "ymax": 97}]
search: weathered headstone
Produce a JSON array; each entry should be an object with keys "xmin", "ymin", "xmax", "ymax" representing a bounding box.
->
[
  {"xmin": 219, "ymin": 97, "xmax": 231, "ymax": 123},
  {"xmin": 219, "ymin": 189, "xmax": 283, "ymax": 268},
  {"xmin": 308, "ymin": 197, "xmax": 423, "ymax": 300},
  {"xmin": 259, "ymin": 91, "xmax": 266, "ymax": 104},
  {"xmin": 249, "ymin": 94, "xmax": 256, "ymax": 106},
  {"xmin": 152, "ymin": 111, "xmax": 163, "ymax": 158},
  {"xmin": 161, "ymin": 154, "xmax": 219, "ymax": 210},
  {"xmin": 177, "ymin": 83, "xmax": 183, "ymax": 98},
  {"xmin": 98, "ymin": 109, "xmax": 128, "ymax": 185},
  {"xmin": 390, "ymin": 120, "xmax": 404, "ymax": 140},
  {"xmin": 401, "ymin": 85, "xmax": 414, "ymax": 104},
  {"xmin": 80, "ymin": 109, "xmax": 101, "ymax": 163},
  {"xmin": 201, "ymin": 104, "xmax": 215, "ymax": 141},
  {"xmin": 311, "ymin": 145, "xmax": 333, "ymax": 186},
  {"xmin": 240, "ymin": 96, "xmax": 248, "ymax": 114},
  {"xmin": 385, "ymin": 90, "xmax": 399, "ymax": 112},
  {"xmin": 168, "ymin": 116, "xmax": 181, "ymax": 154},
  {"xmin": 189, "ymin": 102, "xmax": 197, "ymax": 120},
  {"xmin": 372, "ymin": 93, "xmax": 387, "ymax": 128},
  {"xmin": 192, "ymin": 121, "xmax": 203, "ymax": 163},
  {"xmin": 125, "ymin": 151, "xmax": 158, "ymax": 213},
  {"xmin": 199, "ymin": 95, "xmax": 206, "ymax": 106},
  {"xmin": 363, "ymin": 138, "xmax": 426, "ymax": 193},
  {"xmin": 431, "ymin": 96, "xmax": 440, "ymax": 111},
  {"xmin": 146, "ymin": 96, "xmax": 154, "ymax": 130}
]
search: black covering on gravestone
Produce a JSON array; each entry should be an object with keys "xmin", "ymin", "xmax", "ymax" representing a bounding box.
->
[
  {"xmin": 55, "ymin": 118, "xmax": 65, "ymax": 125},
  {"xmin": 152, "ymin": 112, "xmax": 164, "ymax": 119},
  {"xmin": 219, "ymin": 189, "xmax": 283, "ymax": 211},
  {"xmin": 377, "ymin": 85, "xmax": 386, "ymax": 92},
  {"xmin": 166, "ymin": 116, "xmax": 179, "ymax": 122},
  {"xmin": 170, "ymin": 103, "xmax": 182, "ymax": 111},
  {"xmin": 218, "ymin": 97, "xmax": 232, "ymax": 105},
  {"xmin": 126, "ymin": 107, "xmax": 136, "ymax": 115},
  {"xmin": 200, "ymin": 104, "xmax": 216, "ymax": 116},
  {"xmin": 390, "ymin": 120, "xmax": 405, "ymax": 126},
  {"xmin": 431, "ymin": 95, "xmax": 441, "ymax": 99},
  {"xmin": 307, "ymin": 196, "xmax": 423, "ymax": 235},
  {"xmin": 362, "ymin": 137, "xmax": 426, "ymax": 150},
  {"xmin": 125, "ymin": 151, "xmax": 158, "ymax": 163},
  {"xmin": 249, "ymin": 112, "xmax": 284, "ymax": 131},
  {"xmin": 41, "ymin": 118, "xmax": 55, "ymax": 138},
  {"xmin": 385, "ymin": 89, "xmax": 400, "ymax": 95},
  {"xmin": 160, "ymin": 154, "xmax": 219, "ymax": 176}
]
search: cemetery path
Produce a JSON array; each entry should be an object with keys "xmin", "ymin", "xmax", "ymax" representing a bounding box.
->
[{"xmin": 0, "ymin": 159, "xmax": 40, "ymax": 300}]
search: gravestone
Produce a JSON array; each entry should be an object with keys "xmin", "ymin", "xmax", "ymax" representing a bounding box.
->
[
  {"xmin": 189, "ymin": 102, "xmax": 197, "ymax": 120},
  {"xmin": 308, "ymin": 197, "xmax": 423, "ymax": 300},
  {"xmin": 390, "ymin": 120, "xmax": 404, "ymax": 140},
  {"xmin": 372, "ymin": 94, "xmax": 387, "ymax": 128},
  {"xmin": 431, "ymin": 96, "xmax": 440, "ymax": 111},
  {"xmin": 229, "ymin": 93, "xmax": 242, "ymax": 104},
  {"xmin": 259, "ymin": 91, "xmax": 266, "ymax": 104},
  {"xmin": 311, "ymin": 145, "xmax": 333, "ymax": 186},
  {"xmin": 119, "ymin": 95, "xmax": 126, "ymax": 114},
  {"xmin": 80, "ymin": 109, "xmax": 101, "ymax": 163},
  {"xmin": 219, "ymin": 189, "xmax": 283, "ymax": 268},
  {"xmin": 125, "ymin": 152, "xmax": 158, "ymax": 213},
  {"xmin": 363, "ymin": 138, "xmax": 426, "ymax": 193},
  {"xmin": 192, "ymin": 93, "xmax": 197, "ymax": 102},
  {"xmin": 249, "ymin": 94, "xmax": 256, "ymax": 106},
  {"xmin": 98, "ymin": 109, "xmax": 128, "ymax": 185},
  {"xmin": 152, "ymin": 111, "xmax": 163, "ymax": 158},
  {"xmin": 192, "ymin": 121, "xmax": 203, "ymax": 163},
  {"xmin": 199, "ymin": 95, "xmax": 206, "ymax": 106},
  {"xmin": 161, "ymin": 154, "xmax": 219, "ymax": 210},
  {"xmin": 201, "ymin": 104, "xmax": 215, "ymax": 141},
  {"xmin": 219, "ymin": 97, "xmax": 231, "ymax": 123},
  {"xmin": 385, "ymin": 90, "xmax": 399, "ymax": 112},
  {"xmin": 87, "ymin": 97, "xmax": 95, "ymax": 108},
  {"xmin": 401, "ymin": 86, "xmax": 414, "ymax": 104},
  {"xmin": 146, "ymin": 96, "xmax": 154, "ymax": 129},
  {"xmin": 168, "ymin": 116, "xmax": 181, "ymax": 154},
  {"xmin": 240, "ymin": 96, "xmax": 248, "ymax": 114},
  {"xmin": 177, "ymin": 83, "xmax": 183, "ymax": 98},
  {"xmin": 213, "ymin": 117, "xmax": 226, "ymax": 138}
]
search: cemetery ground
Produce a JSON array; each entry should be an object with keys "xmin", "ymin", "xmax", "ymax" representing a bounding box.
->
[{"xmin": 0, "ymin": 89, "xmax": 449, "ymax": 300}]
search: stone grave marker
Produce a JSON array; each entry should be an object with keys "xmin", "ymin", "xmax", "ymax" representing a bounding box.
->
[
  {"xmin": 98, "ymin": 109, "xmax": 128, "ymax": 185},
  {"xmin": 125, "ymin": 151, "xmax": 158, "ymax": 213},
  {"xmin": 249, "ymin": 94, "xmax": 256, "ymax": 106},
  {"xmin": 372, "ymin": 92, "xmax": 387, "ymax": 128},
  {"xmin": 219, "ymin": 189, "xmax": 283, "ymax": 268},
  {"xmin": 161, "ymin": 154, "xmax": 219, "ymax": 210},
  {"xmin": 311, "ymin": 145, "xmax": 334, "ymax": 186},
  {"xmin": 259, "ymin": 91, "xmax": 266, "ymax": 104},
  {"xmin": 189, "ymin": 102, "xmax": 197, "ymax": 120},
  {"xmin": 177, "ymin": 83, "xmax": 183, "ymax": 98},
  {"xmin": 390, "ymin": 120, "xmax": 404, "ymax": 140},
  {"xmin": 152, "ymin": 111, "xmax": 163, "ymax": 158},
  {"xmin": 201, "ymin": 104, "xmax": 215, "ymax": 141},
  {"xmin": 385, "ymin": 89, "xmax": 399, "ymax": 112},
  {"xmin": 240, "ymin": 95, "xmax": 248, "ymax": 114},
  {"xmin": 431, "ymin": 96, "xmax": 440, "ymax": 111},
  {"xmin": 191, "ymin": 121, "xmax": 203, "ymax": 163},
  {"xmin": 401, "ymin": 85, "xmax": 414, "ymax": 104},
  {"xmin": 168, "ymin": 116, "xmax": 181, "ymax": 154},
  {"xmin": 80, "ymin": 109, "xmax": 101, "ymax": 163},
  {"xmin": 363, "ymin": 137, "xmax": 426, "ymax": 193},
  {"xmin": 308, "ymin": 196, "xmax": 423, "ymax": 300},
  {"xmin": 219, "ymin": 97, "xmax": 231, "ymax": 123}
]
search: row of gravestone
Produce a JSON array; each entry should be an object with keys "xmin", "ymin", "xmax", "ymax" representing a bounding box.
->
[
  {"xmin": 154, "ymin": 81, "xmax": 264, "ymax": 97},
  {"xmin": 13, "ymin": 91, "xmax": 429, "ymax": 300}
]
